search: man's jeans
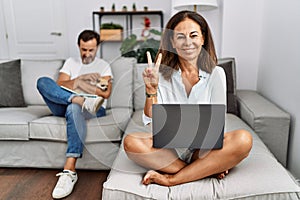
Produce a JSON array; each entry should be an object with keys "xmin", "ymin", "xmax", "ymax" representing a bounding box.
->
[{"xmin": 37, "ymin": 77, "xmax": 106, "ymax": 158}]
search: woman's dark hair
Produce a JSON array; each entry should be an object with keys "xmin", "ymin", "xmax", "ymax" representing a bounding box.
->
[
  {"xmin": 158, "ymin": 10, "xmax": 217, "ymax": 80},
  {"xmin": 77, "ymin": 30, "xmax": 100, "ymax": 46}
]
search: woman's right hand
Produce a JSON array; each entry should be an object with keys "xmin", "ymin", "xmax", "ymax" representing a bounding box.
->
[{"xmin": 143, "ymin": 51, "xmax": 162, "ymax": 94}]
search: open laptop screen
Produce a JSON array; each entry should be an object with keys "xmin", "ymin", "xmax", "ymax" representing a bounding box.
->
[{"xmin": 152, "ymin": 104, "xmax": 225, "ymax": 149}]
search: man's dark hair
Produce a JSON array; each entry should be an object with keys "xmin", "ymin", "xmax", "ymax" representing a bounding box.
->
[{"xmin": 77, "ymin": 30, "xmax": 100, "ymax": 46}]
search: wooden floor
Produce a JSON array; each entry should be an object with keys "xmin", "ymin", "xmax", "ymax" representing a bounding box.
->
[{"xmin": 0, "ymin": 168, "xmax": 110, "ymax": 200}]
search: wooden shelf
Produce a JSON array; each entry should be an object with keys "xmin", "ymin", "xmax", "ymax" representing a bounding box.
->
[
  {"xmin": 93, "ymin": 10, "xmax": 163, "ymax": 16},
  {"xmin": 100, "ymin": 40, "xmax": 123, "ymax": 42}
]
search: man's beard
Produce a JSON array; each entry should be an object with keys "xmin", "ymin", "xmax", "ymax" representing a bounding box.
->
[{"xmin": 82, "ymin": 55, "xmax": 94, "ymax": 64}]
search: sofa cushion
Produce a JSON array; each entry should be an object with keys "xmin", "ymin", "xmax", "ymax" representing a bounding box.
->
[
  {"xmin": 0, "ymin": 106, "xmax": 51, "ymax": 140},
  {"xmin": 102, "ymin": 113, "xmax": 300, "ymax": 199},
  {"xmin": 107, "ymin": 57, "xmax": 136, "ymax": 109},
  {"xmin": 217, "ymin": 57, "xmax": 238, "ymax": 115},
  {"xmin": 237, "ymin": 90, "xmax": 291, "ymax": 167},
  {"xmin": 21, "ymin": 59, "xmax": 64, "ymax": 105},
  {"xmin": 0, "ymin": 60, "xmax": 26, "ymax": 107},
  {"xmin": 103, "ymin": 147, "xmax": 170, "ymax": 199},
  {"xmin": 29, "ymin": 108, "xmax": 132, "ymax": 142}
]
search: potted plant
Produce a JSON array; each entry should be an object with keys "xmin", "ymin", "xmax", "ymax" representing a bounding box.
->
[
  {"xmin": 100, "ymin": 22, "xmax": 123, "ymax": 41},
  {"xmin": 132, "ymin": 3, "xmax": 137, "ymax": 11},
  {"xmin": 120, "ymin": 29, "xmax": 161, "ymax": 63},
  {"xmin": 122, "ymin": 5, "xmax": 127, "ymax": 12}
]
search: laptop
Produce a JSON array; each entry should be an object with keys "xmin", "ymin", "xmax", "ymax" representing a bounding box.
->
[{"xmin": 152, "ymin": 104, "xmax": 225, "ymax": 150}]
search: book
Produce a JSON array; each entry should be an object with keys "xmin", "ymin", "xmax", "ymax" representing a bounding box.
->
[{"xmin": 60, "ymin": 86, "xmax": 98, "ymax": 98}]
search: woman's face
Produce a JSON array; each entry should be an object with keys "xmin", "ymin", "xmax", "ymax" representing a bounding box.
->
[{"xmin": 171, "ymin": 18, "xmax": 204, "ymax": 64}]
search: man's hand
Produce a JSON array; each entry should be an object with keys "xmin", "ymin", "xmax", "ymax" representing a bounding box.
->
[
  {"xmin": 75, "ymin": 79, "xmax": 97, "ymax": 94},
  {"xmin": 74, "ymin": 73, "xmax": 101, "ymax": 90},
  {"xmin": 77, "ymin": 73, "xmax": 101, "ymax": 82}
]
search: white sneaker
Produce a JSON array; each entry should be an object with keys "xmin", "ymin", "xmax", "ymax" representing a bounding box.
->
[
  {"xmin": 52, "ymin": 170, "xmax": 78, "ymax": 199},
  {"xmin": 82, "ymin": 97, "xmax": 104, "ymax": 114}
]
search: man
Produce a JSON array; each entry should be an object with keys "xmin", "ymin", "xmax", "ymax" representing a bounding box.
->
[{"xmin": 37, "ymin": 30, "xmax": 113, "ymax": 199}]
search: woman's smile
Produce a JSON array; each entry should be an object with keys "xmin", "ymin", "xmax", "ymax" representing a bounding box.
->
[{"xmin": 181, "ymin": 47, "xmax": 198, "ymax": 53}]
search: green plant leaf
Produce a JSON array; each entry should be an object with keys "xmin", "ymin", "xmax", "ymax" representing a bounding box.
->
[
  {"xmin": 149, "ymin": 29, "xmax": 162, "ymax": 36},
  {"xmin": 120, "ymin": 34, "xmax": 138, "ymax": 56},
  {"xmin": 100, "ymin": 22, "xmax": 123, "ymax": 29},
  {"xmin": 120, "ymin": 29, "xmax": 162, "ymax": 62}
]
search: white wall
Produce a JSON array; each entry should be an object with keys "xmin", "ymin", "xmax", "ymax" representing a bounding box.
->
[
  {"xmin": 0, "ymin": 0, "xmax": 9, "ymax": 59},
  {"xmin": 221, "ymin": 0, "xmax": 263, "ymax": 90},
  {"xmin": 257, "ymin": 0, "xmax": 300, "ymax": 179}
]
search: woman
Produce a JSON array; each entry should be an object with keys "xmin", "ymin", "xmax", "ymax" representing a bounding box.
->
[{"xmin": 123, "ymin": 10, "xmax": 252, "ymax": 186}]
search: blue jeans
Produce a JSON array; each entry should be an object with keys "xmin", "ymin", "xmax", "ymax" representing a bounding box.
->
[{"xmin": 37, "ymin": 77, "xmax": 106, "ymax": 158}]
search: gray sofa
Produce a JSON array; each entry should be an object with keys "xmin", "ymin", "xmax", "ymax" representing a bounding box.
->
[
  {"xmin": 0, "ymin": 57, "xmax": 299, "ymax": 199},
  {"xmin": 0, "ymin": 58, "xmax": 135, "ymax": 169}
]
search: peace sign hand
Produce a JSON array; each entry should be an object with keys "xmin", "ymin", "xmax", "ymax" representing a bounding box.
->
[{"xmin": 142, "ymin": 51, "xmax": 162, "ymax": 94}]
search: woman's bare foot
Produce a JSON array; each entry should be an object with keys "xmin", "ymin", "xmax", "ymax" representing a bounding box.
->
[
  {"xmin": 142, "ymin": 169, "xmax": 229, "ymax": 186},
  {"xmin": 142, "ymin": 170, "xmax": 173, "ymax": 186}
]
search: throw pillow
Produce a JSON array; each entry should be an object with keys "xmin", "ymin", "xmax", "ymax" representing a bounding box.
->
[
  {"xmin": 217, "ymin": 58, "xmax": 238, "ymax": 115},
  {"xmin": 106, "ymin": 57, "xmax": 136, "ymax": 109},
  {"xmin": 0, "ymin": 59, "xmax": 26, "ymax": 107}
]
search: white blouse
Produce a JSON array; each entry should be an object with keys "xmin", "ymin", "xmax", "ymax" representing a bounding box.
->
[{"xmin": 143, "ymin": 66, "xmax": 227, "ymax": 125}]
